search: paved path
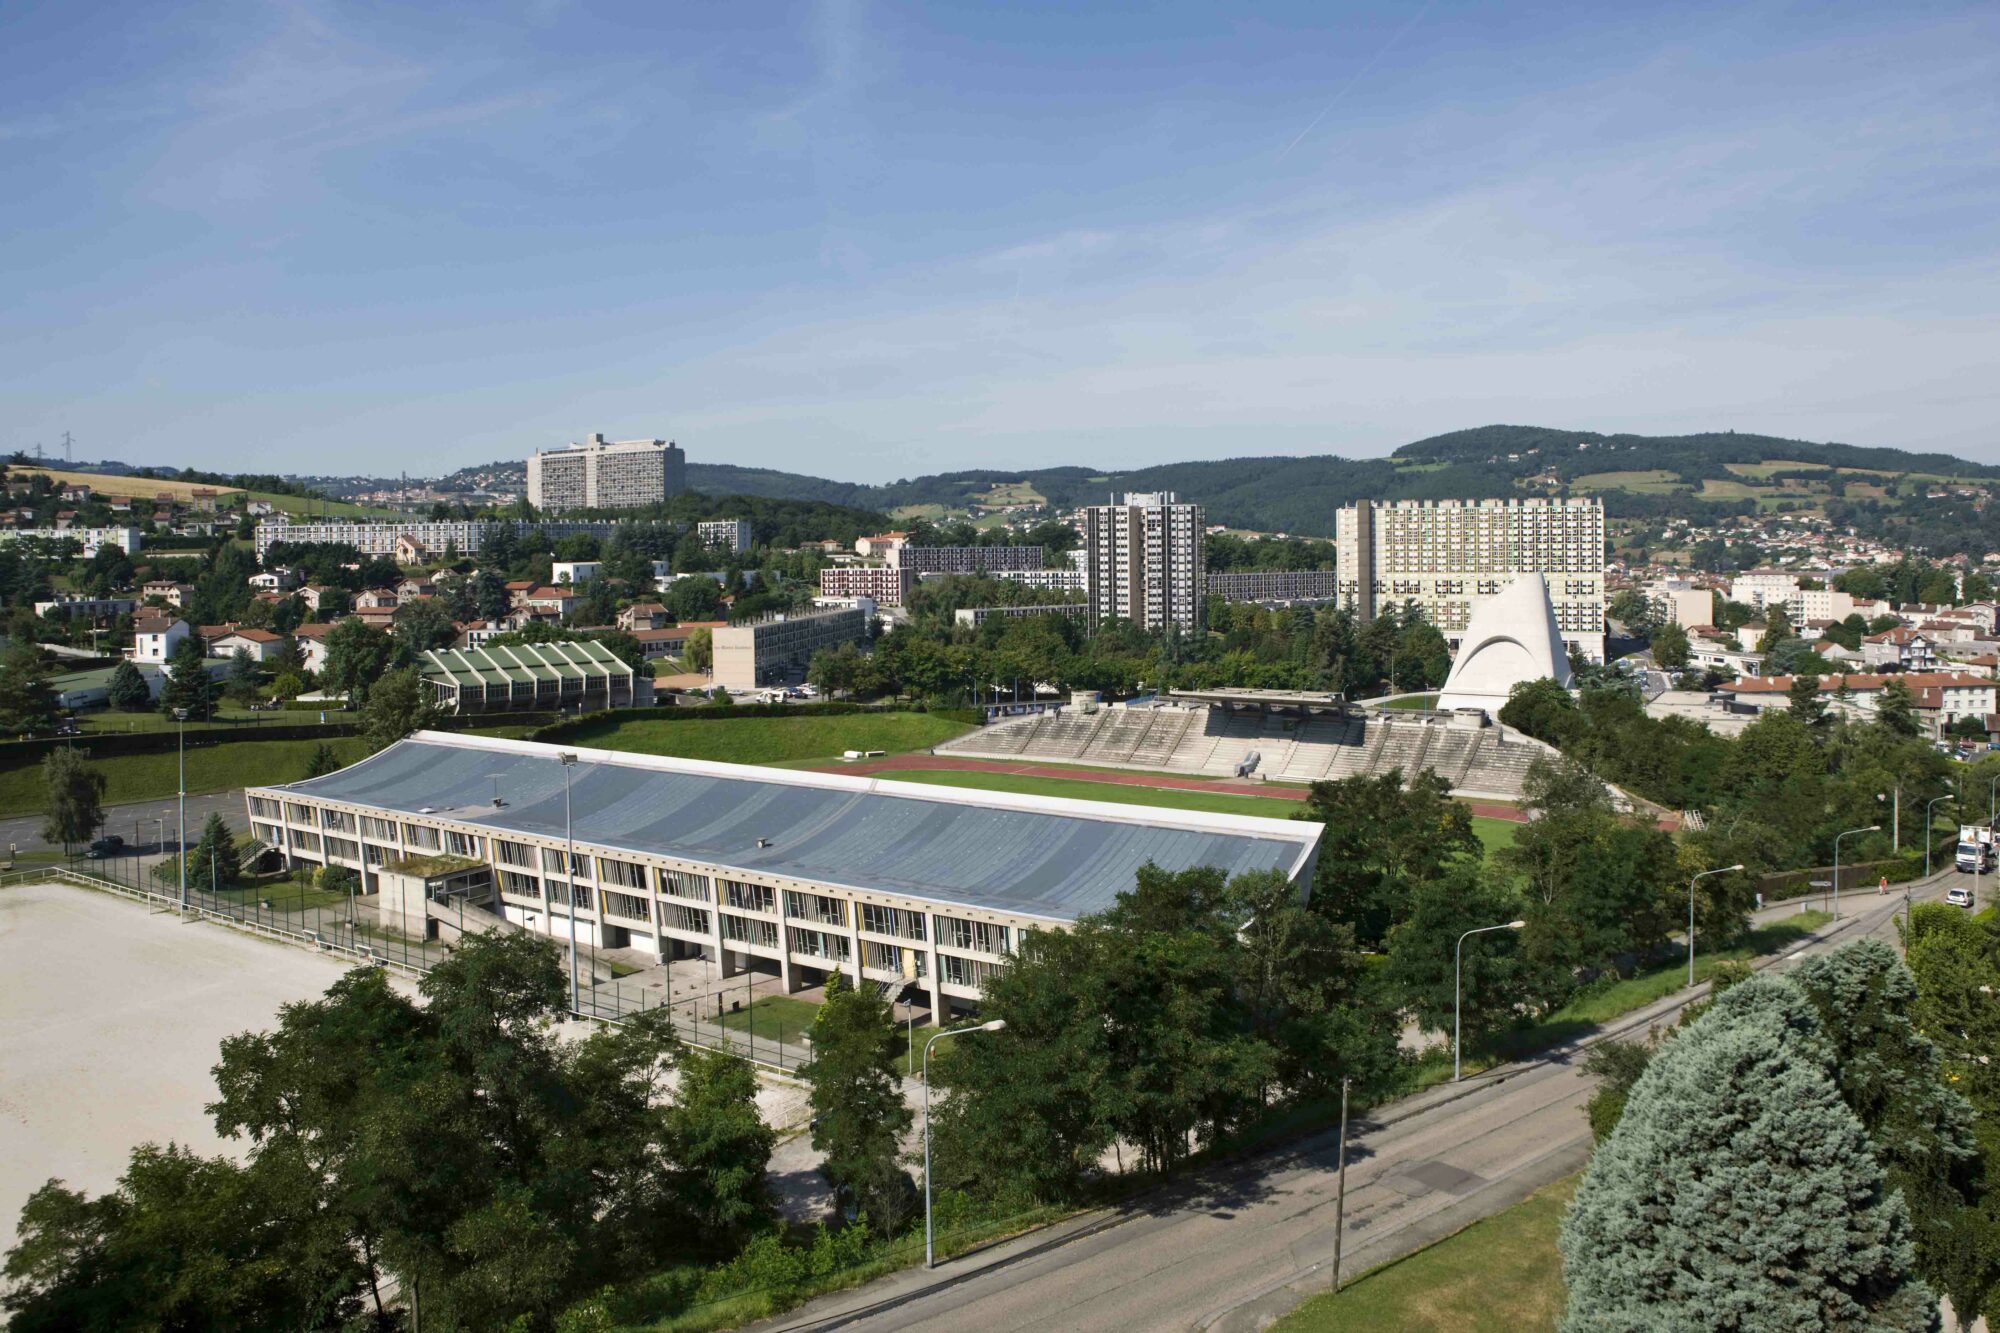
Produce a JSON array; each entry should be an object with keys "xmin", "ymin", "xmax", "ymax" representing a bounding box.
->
[
  {"xmin": 815, "ymin": 755, "xmax": 1531, "ymax": 822},
  {"xmin": 748, "ymin": 876, "xmax": 1961, "ymax": 1333}
]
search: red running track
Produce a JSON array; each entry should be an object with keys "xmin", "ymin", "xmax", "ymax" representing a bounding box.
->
[{"xmin": 815, "ymin": 753, "xmax": 1534, "ymax": 824}]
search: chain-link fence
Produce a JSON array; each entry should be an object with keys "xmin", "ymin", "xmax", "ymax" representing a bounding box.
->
[{"xmin": 5, "ymin": 857, "xmax": 811, "ymax": 1071}]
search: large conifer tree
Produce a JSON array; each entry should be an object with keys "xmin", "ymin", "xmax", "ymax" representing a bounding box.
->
[{"xmin": 1561, "ymin": 977, "xmax": 1935, "ymax": 1332}]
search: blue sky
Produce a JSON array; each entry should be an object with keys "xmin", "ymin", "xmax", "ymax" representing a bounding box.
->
[{"xmin": 3, "ymin": 0, "xmax": 1997, "ymax": 479}]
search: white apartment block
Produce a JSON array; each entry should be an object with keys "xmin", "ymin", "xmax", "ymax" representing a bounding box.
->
[
  {"xmin": 0, "ymin": 526, "xmax": 143, "ymax": 557},
  {"xmin": 1083, "ymin": 493, "xmax": 1205, "ymax": 632},
  {"xmin": 527, "ymin": 434, "xmax": 688, "ymax": 513},
  {"xmin": 1643, "ymin": 581, "xmax": 1716, "ymax": 628},
  {"xmin": 254, "ymin": 518, "xmax": 664, "ymax": 560},
  {"xmin": 819, "ymin": 565, "xmax": 913, "ymax": 606},
  {"xmin": 987, "ymin": 567, "xmax": 1088, "ymax": 593},
  {"xmin": 697, "ymin": 519, "xmax": 754, "ymax": 553},
  {"xmin": 893, "ymin": 545, "xmax": 1047, "ymax": 575},
  {"xmin": 1334, "ymin": 498, "xmax": 1605, "ymax": 661},
  {"xmin": 1729, "ymin": 570, "xmax": 1801, "ymax": 611}
]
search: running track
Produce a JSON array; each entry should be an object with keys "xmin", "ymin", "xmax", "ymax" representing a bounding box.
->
[{"xmin": 816, "ymin": 754, "xmax": 1534, "ymax": 824}]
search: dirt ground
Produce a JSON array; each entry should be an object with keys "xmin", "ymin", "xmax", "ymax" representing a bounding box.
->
[
  {"xmin": 0, "ymin": 882, "xmax": 840, "ymax": 1244},
  {"xmin": 0, "ymin": 882, "xmax": 388, "ymax": 1240}
]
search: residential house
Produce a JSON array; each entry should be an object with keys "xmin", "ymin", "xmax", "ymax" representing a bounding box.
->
[
  {"xmin": 142, "ymin": 579, "xmax": 192, "ymax": 607},
  {"xmin": 248, "ymin": 567, "xmax": 301, "ymax": 591},
  {"xmin": 393, "ymin": 534, "xmax": 431, "ymax": 565},
  {"xmin": 292, "ymin": 624, "xmax": 336, "ymax": 674},
  {"xmin": 618, "ymin": 602, "xmax": 670, "ymax": 632},
  {"xmin": 1860, "ymin": 627, "xmax": 1939, "ymax": 671},
  {"xmin": 520, "ymin": 586, "xmax": 578, "ymax": 618},
  {"xmin": 211, "ymin": 628, "xmax": 287, "ymax": 663},
  {"xmin": 129, "ymin": 614, "xmax": 191, "ymax": 664}
]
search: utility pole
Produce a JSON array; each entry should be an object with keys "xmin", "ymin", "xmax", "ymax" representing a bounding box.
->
[
  {"xmin": 1333, "ymin": 1075, "xmax": 1351, "ymax": 1293},
  {"xmin": 61, "ymin": 430, "xmax": 73, "ymax": 463}
]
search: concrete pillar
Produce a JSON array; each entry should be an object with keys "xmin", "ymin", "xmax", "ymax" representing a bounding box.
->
[
  {"xmin": 924, "ymin": 945, "xmax": 943, "ymax": 1024},
  {"xmin": 844, "ymin": 900, "xmax": 864, "ymax": 989},
  {"xmin": 775, "ymin": 887, "xmax": 797, "ymax": 993}
]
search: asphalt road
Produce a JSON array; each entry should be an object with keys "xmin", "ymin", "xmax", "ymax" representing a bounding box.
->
[
  {"xmin": 757, "ymin": 877, "xmax": 1961, "ymax": 1333},
  {"xmin": 0, "ymin": 789, "xmax": 247, "ymax": 856}
]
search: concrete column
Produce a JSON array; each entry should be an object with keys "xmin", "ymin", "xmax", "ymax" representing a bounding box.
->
[
  {"xmin": 843, "ymin": 899, "xmax": 864, "ymax": 989},
  {"xmin": 775, "ymin": 886, "xmax": 797, "ymax": 993}
]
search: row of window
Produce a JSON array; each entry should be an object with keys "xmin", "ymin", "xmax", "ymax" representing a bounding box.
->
[{"xmin": 279, "ymin": 804, "xmax": 1018, "ymax": 958}]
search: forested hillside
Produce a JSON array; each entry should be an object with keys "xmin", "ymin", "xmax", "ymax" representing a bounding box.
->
[{"xmin": 402, "ymin": 423, "xmax": 2000, "ymax": 541}]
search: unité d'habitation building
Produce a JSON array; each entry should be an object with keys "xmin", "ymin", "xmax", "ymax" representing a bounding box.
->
[
  {"xmin": 246, "ymin": 734, "xmax": 1319, "ymax": 1019},
  {"xmin": 1334, "ymin": 497, "xmax": 1606, "ymax": 662}
]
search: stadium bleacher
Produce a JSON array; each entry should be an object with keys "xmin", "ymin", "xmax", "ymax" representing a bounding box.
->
[{"xmin": 934, "ymin": 704, "xmax": 1560, "ymax": 800}]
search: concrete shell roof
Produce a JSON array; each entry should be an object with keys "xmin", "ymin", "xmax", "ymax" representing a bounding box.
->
[{"xmin": 264, "ymin": 733, "xmax": 1317, "ymax": 922}]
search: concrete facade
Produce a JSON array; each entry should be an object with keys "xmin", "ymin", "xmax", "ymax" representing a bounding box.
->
[{"xmin": 1335, "ymin": 497, "xmax": 1605, "ymax": 661}]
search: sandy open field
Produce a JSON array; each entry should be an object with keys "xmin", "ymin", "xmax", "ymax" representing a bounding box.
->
[{"xmin": 0, "ymin": 882, "xmax": 371, "ymax": 1240}]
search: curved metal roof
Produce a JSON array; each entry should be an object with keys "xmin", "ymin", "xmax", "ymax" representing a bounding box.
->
[{"xmin": 264, "ymin": 733, "xmax": 1317, "ymax": 921}]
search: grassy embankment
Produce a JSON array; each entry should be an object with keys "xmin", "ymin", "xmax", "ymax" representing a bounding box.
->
[
  {"xmin": 0, "ymin": 737, "xmax": 376, "ymax": 818},
  {"xmin": 1274, "ymin": 1174, "xmax": 1579, "ymax": 1332}
]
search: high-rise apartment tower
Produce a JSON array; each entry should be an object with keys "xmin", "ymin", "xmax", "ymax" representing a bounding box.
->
[
  {"xmin": 527, "ymin": 434, "xmax": 687, "ymax": 513},
  {"xmin": 1334, "ymin": 496, "xmax": 1605, "ymax": 661},
  {"xmin": 1083, "ymin": 492, "xmax": 1205, "ymax": 632}
]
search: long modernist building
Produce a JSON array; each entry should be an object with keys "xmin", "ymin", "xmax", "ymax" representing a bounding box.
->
[{"xmin": 246, "ymin": 733, "xmax": 1320, "ymax": 1018}]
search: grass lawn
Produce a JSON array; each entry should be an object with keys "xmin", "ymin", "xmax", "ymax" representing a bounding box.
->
[
  {"xmin": 716, "ymin": 994, "xmax": 820, "ymax": 1047},
  {"xmin": 1471, "ymin": 817, "xmax": 1518, "ymax": 858},
  {"xmin": 555, "ymin": 712, "xmax": 973, "ymax": 766},
  {"xmin": 0, "ymin": 736, "xmax": 373, "ymax": 818},
  {"xmin": 1378, "ymin": 694, "xmax": 1440, "ymax": 710},
  {"xmin": 208, "ymin": 881, "xmax": 353, "ymax": 912},
  {"xmin": 1571, "ymin": 469, "xmax": 1686, "ymax": 494},
  {"xmin": 867, "ymin": 768, "xmax": 1309, "ymax": 820},
  {"xmin": 72, "ymin": 703, "xmax": 352, "ymax": 736},
  {"xmin": 1274, "ymin": 1174, "xmax": 1577, "ymax": 1332}
]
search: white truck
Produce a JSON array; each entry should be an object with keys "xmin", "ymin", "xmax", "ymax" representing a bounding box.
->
[{"xmin": 1956, "ymin": 824, "xmax": 1997, "ymax": 874}]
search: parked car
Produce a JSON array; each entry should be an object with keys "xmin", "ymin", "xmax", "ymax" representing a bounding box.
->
[
  {"xmin": 1946, "ymin": 886, "xmax": 1975, "ymax": 909},
  {"xmin": 86, "ymin": 835, "xmax": 125, "ymax": 858}
]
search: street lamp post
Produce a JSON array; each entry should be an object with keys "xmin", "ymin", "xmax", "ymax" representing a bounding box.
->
[
  {"xmin": 174, "ymin": 708, "xmax": 189, "ymax": 915},
  {"xmin": 924, "ymin": 1019, "xmax": 1006, "ymax": 1269},
  {"xmin": 1925, "ymin": 795, "xmax": 1953, "ymax": 879},
  {"xmin": 1832, "ymin": 824, "xmax": 1880, "ymax": 918},
  {"xmin": 1455, "ymin": 920, "xmax": 1525, "ymax": 1082},
  {"xmin": 559, "ymin": 751, "xmax": 580, "ymax": 1014},
  {"xmin": 1688, "ymin": 865, "xmax": 1746, "ymax": 985}
]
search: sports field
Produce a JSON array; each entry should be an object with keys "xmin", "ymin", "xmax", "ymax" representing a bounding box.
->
[
  {"xmin": 0, "ymin": 882, "xmax": 399, "ymax": 1238},
  {"xmin": 551, "ymin": 711, "xmax": 973, "ymax": 766},
  {"xmin": 864, "ymin": 766, "xmax": 1522, "ymax": 854}
]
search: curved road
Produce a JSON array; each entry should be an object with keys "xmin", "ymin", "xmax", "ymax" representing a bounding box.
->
[{"xmin": 755, "ymin": 880, "xmax": 1957, "ymax": 1333}]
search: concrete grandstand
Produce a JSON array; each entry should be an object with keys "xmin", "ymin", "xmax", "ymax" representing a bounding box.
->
[{"xmin": 932, "ymin": 691, "xmax": 1565, "ymax": 801}]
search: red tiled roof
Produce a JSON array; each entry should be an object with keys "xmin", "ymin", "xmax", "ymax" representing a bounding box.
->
[{"xmin": 1725, "ymin": 671, "xmax": 1995, "ymax": 695}]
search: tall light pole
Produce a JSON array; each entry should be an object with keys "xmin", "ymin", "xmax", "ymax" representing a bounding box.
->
[
  {"xmin": 174, "ymin": 708, "xmax": 189, "ymax": 914},
  {"xmin": 924, "ymin": 1018, "xmax": 1005, "ymax": 1269},
  {"xmin": 559, "ymin": 751, "xmax": 579, "ymax": 1014},
  {"xmin": 1832, "ymin": 824, "xmax": 1880, "ymax": 918},
  {"xmin": 1688, "ymin": 864, "xmax": 1745, "ymax": 985},
  {"xmin": 1455, "ymin": 920, "xmax": 1525, "ymax": 1082},
  {"xmin": 1925, "ymin": 795, "xmax": 1953, "ymax": 879}
]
